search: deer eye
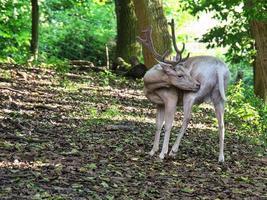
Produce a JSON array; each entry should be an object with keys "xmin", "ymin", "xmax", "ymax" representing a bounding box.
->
[{"xmin": 177, "ymin": 74, "xmax": 183, "ymax": 78}]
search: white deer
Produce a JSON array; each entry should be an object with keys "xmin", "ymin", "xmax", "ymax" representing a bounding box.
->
[{"xmin": 137, "ymin": 19, "xmax": 230, "ymax": 162}]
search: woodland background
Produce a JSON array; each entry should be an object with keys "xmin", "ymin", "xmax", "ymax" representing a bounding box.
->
[{"xmin": 0, "ymin": 0, "xmax": 266, "ymax": 199}]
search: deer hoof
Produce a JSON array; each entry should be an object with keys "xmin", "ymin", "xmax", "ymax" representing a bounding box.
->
[
  {"xmin": 218, "ymin": 155, "xmax": 225, "ymax": 163},
  {"xmin": 159, "ymin": 152, "xmax": 165, "ymax": 160},
  {"xmin": 169, "ymin": 150, "xmax": 177, "ymax": 157},
  {"xmin": 149, "ymin": 150, "xmax": 156, "ymax": 156}
]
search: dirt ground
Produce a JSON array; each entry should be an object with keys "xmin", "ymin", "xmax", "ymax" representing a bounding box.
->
[{"xmin": 0, "ymin": 64, "xmax": 266, "ymax": 199}]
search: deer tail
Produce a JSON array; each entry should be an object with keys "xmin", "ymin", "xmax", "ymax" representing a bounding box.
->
[{"xmin": 217, "ymin": 68, "xmax": 227, "ymax": 101}]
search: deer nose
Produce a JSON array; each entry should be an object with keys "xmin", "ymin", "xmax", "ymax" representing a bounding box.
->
[{"xmin": 196, "ymin": 83, "xmax": 200, "ymax": 88}]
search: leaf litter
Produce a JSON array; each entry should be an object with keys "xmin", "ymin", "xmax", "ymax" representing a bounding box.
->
[{"xmin": 0, "ymin": 64, "xmax": 266, "ymax": 199}]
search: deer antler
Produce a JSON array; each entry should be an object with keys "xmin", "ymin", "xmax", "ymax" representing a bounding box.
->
[
  {"xmin": 137, "ymin": 22, "xmax": 190, "ymax": 66},
  {"xmin": 137, "ymin": 27, "xmax": 177, "ymax": 66},
  {"xmin": 168, "ymin": 19, "xmax": 190, "ymax": 63}
]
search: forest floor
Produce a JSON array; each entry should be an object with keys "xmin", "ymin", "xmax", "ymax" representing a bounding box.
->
[{"xmin": 0, "ymin": 64, "xmax": 266, "ymax": 199}]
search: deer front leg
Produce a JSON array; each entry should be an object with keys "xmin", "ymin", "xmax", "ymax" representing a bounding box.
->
[
  {"xmin": 149, "ymin": 105, "xmax": 165, "ymax": 156},
  {"xmin": 169, "ymin": 96, "xmax": 194, "ymax": 156},
  {"xmin": 159, "ymin": 99, "xmax": 177, "ymax": 160}
]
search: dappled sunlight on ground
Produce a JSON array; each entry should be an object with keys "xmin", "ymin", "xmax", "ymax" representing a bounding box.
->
[
  {"xmin": 0, "ymin": 160, "xmax": 49, "ymax": 170},
  {"xmin": 0, "ymin": 64, "xmax": 266, "ymax": 199}
]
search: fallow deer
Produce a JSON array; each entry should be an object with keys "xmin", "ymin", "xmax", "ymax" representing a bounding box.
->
[{"xmin": 137, "ymin": 19, "xmax": 230, "ymax": 162}]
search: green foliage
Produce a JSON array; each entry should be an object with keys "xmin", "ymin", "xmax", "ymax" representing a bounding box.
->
[
  {"xmin": 45, "ymin": 56, "xmax": 70, "ymax": 73},
  {"xmin": 0, "ymin": 0, "xmax": 116, "ymax": 65},
  {"xmin": 97, "ymin": 69, "xmax": 143, "ymax": 88},
  {"xmin": 102, "ymin": 105, "xmax": 121, "ymax": 118},
  {"xmin": 40, "ymin": 0, "xmax": 116, "ymax": 65},
  {"xmin": 183, "ymin": 0, "xmax": 267, "ymax": 64},
  {"xmin": 0, "ymin": 0, "xmax": 31, "ymax": 62},
  {"xmin": 0, "ymin": 69, "xmax": 12, "ymax": 80},
  {"xmin": 229, "ymin": 61, "xmax": 253, "ymax": 85},
  {"xmin": 93, "ymin": 0, "xmax": 112, "ymax": 5},
  {"xmin": 59, "ymin": 77, "xmax": 79, "ymax": 91},
  {"xmin": 98, "ymin": 70, "xmax": 118, "ymax": 86},
  {"xmin": 86, "ymin": 104, "xmax": 121, "ymax": 120},
  {"xmin": 226, "ymin": 81, "xmax": 267, "ymax": 146},
  {"xmin": 163, "ymin": 1, "xmax": 195, "ymax": 45}
]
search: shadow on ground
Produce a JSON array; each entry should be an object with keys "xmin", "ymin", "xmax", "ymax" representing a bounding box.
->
[{"xmin": 0, "ymin": 64, "xmax": 266, "ymax": 199}]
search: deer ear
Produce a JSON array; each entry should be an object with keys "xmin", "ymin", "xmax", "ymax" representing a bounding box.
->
[{"xmin": 159, "ymin": 62, "xmax": 177, "ymax": 76}]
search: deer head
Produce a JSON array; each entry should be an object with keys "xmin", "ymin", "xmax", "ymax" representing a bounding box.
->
[
  {"xmin": 137, "ymin": 20, "xmax": 199, "ymax": 91},
  {"xmin": 157, "ymin": 61, "xmax": 200, "ymax": 91}
]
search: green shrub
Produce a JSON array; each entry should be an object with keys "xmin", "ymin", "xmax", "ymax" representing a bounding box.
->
[
  {"xmin": 229, "ymin": 62, "xmax": 253, "ymax": 86},
  {"xmin": 40, "ymin": 0, "xmax": 116, "ymax": 65},
  {"xmin": 226, "ymin": 81, "xmax": 267, "ymax": 147},
  {"xmin": 0, "ymin": 0, "xmax": 31, "ymax": 63}
]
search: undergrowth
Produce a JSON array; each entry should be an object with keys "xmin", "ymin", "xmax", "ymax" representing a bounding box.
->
[{"xmin": 226, "ymin": 81, "xmax": 267, "ymax": 150}]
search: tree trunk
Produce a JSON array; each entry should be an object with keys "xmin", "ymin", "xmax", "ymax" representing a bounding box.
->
[
  {"xmin": 133, "ymin": 0, "xmax": 171, "ymax": 68},
  {"xmin": 250, "ymin": 20, "xmax": 267, "ymax": 103},
  {"xmin": 30, "ymin": 0, "xmax": 39, "ymax": 61},
  {"xmin": 114, "ymin": 0, "xmax": 140, "ymax": 63}
]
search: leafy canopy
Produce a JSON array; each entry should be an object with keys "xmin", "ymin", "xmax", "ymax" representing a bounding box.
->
[{"xmin": 183, "ymin": 0, "xmax": 267, "ymax": 63}]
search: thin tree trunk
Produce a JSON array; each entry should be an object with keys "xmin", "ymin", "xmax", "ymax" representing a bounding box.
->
[
  {"xmin": 114, "ymin": 0, "xmax": 140, "ymax": 63},
  {"xmin": 30, "ymin": 0, "xmax": 39, "ymax": 61},
  {"xmin": 133, "ymin": 0, "xmax": 171, "ymax": 68},
  {"xmin": 250, "ymin": 20, "xmax": 267, "ymax": 103}
]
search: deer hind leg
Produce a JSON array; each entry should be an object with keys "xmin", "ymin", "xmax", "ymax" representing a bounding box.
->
[
  {"xmin": 213, "ymin": 101, "xmax": 225, "ymax": 162},
  {"xmin": 169, "ymin": 95, "xmax": 194, "ymax": 157},
  {"xmin": 149, "ymin": 105, "xmax": 165, "ymax": 156}
]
